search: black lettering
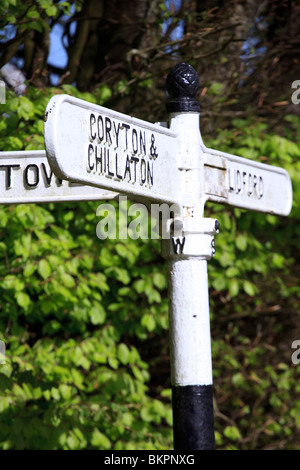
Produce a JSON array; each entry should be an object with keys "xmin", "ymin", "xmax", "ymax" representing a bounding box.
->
[
  {"xmin": 131, "ymin": 157, "xmax": 139, "ymax": 182},
  {"xmin": 123, "ymin": 124, "xmax": 130, "ymax": 150},
  {"xmin": 248, "ymin": 173, "xmax": 253, "ymax": 196},
  {"xmin": 228, "ymin": 168, "xmax": 235, "ymax": 192},
  {"xmin": 236, "ymin": 170, "xmax": 242, "ymax": 193},
  {"xmin": 172, "ymin": 237, "xmax": 186, "ymax": 254},
  {"xmin": 105, "ymin": 117, "xmax": 112, "ymax": 145},
  {"xmin": 95, "ymin": 147, "xmax": 103, "ymax": 173},
  {"xmin": 87, "ymin": 144, "xmax": 94, "ymax": 171},
  {"xmin": 140, "ymin": 158, "xmax": 146, "ymax": 183},
  {"xmin": 147, "ymin": 161, "xmax": 153, "ymax": 186},
  {"xmin": 259, "ymin": 176, "xmax": 264, "ymax": 199},
  {"xmin": 113, "ymin": 121, "xmax": 121, "ymax": 147},
  {"xmin": 107, "ymin": 150, "xmax": 114, "ymax": 177},
  {"xmin": 140, "ymin": 131, "xmax": 146, "ymax": 155},
  {"xmin": 242, "ymin": 171, "xmax": 247, "ymax": 193},
  {"xmin": 97, "ymin": 115, "xmax": 104, "ymax": 142},
  {"xmin": 253, "ymin": 175, "xmax": 258, "ymax": 196},
  {"xmin": 0, "ymin": 164, "xmax": 20, "ymax": 189},
  {"xmin": 115, "ymin": 153, "xmax": 122, "ymax": 179},
  {"xmin": 124, "ymin": 155, "xmax": 131, "ymax": 180},
  {"xmin": 150, "ymin": 134, "xmax": 158, "ymax": 159},
  {"xmin": 41, "ymin": 163, "xmax": 53, "ymax": 185},
  {"xmin": 24, "ymin": 164, "xmax": 39, "ymax": 188},
  {"xmin": 90, "ymin": 113, "xmax": 96, "ymax": 140},
  {"xmin": 132, "ymin": 128, "xmax": 138, "ymax": 154}
]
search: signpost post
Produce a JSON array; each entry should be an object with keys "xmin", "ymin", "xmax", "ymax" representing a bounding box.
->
[
  {"xmin": 1, "ymin": 62, "xmax": 292, "ymax": 450},
  {"xmin": 44, "ymin": 62, "xmax": 292, "ymax": 450}
]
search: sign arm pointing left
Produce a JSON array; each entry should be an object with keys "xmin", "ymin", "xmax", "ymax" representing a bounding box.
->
[{"xmin": 0, "ymin": 150, "xmax": 118, "ymax": 204}]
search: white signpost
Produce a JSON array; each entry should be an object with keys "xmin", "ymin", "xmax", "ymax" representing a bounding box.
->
[
  {"xmin": 43, "ymin": 62, "xmax": 293, "ymax": 451},
  {"xmin": 44, "ymin": 94, "xmax": 292, "ymax": 216},
  {"xmin": 0, "ymin": 150, "xmax": 118, "ymax": 204},
  {"xmin": 0, "ymin": 62, "xmax": 292, "ymax": 451}
]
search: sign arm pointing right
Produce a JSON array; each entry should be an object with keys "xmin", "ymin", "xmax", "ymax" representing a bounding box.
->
[{"xmin": 202, "ymin": 146, "xmax": 293, "ymax": 216}]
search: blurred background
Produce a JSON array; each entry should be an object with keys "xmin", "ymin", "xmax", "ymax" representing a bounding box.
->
[{"xmin": 0, "ymin": 0, "xmax": 299, "ymax": 450}]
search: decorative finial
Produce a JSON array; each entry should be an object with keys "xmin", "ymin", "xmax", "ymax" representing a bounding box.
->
[{"xmin": 166, "ymin": 62, "xmax": 200, "ymax": 113}]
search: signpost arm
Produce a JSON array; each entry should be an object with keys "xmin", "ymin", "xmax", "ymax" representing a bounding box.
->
[{"xmin": 162, "ymin": 63, "xmax": 216, "ymax": 450}]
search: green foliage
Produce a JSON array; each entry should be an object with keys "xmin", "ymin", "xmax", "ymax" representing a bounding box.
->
[
  {"xmin": 0, "ymin": 84, "xmax": 172, "ymax": 450},
  {"xmin": 0, "ymin": 81, "xmax": 300, "ymax": 450},
  {"xmin": 0, "ymin": 0, "xmax": 74, "ymax": 35},
  {"xmin": 205, "ymin": 116, "xmax": 300, "ymax": 449}
]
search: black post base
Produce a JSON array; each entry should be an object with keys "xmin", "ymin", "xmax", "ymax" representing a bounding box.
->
[{"xmin": 172, "ymin": 384, "xmax": 215, "ymax": 450}]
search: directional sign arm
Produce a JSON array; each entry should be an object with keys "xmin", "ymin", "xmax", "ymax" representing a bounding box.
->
[
  {"xmin": 44, "ymin": 80, "xmax": 293, "ymax": 216},
  {"xmin": 202, "ymin": 147, "xmax": 293, "ymax": 216},
  {"xmin": 44, "ymin": 94, "xmax": 182, "ymax": 205},
  {"xmin": 0, "ymin": 150, "xmax": 118, "ymax": 204}
]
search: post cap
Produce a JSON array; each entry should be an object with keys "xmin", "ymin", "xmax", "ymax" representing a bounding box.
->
[{"xmin": 166, "ymin": 62, "xmax": 200, "ymax": 113}]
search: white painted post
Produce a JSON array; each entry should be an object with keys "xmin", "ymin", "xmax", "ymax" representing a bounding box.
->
[
  {"xmin": 167, "ymin": 257, "xmax": 214, "ymax": 449},
  {"xmin": 161, "ymin": 63, "xmax": 218, "ymax": 449},
  {"xmin": 162, "ymin": 212, "xmax": 218, "ymax": 449}
]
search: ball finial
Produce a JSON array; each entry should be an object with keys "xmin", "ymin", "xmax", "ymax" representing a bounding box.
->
[{"xmin": 166, "ymin": 62, "xmax": 200, "ymax": 113}]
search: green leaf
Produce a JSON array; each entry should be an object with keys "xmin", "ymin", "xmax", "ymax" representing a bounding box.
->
[
  {"xmin": 141, "ymin": 405, "xmax": 154, "ymax": 423},
  {"xmin": 45, "ymin": 5, "xmax": 57, "ymax": 16},
  {"xmin": 226, "ymin": 266, "xmax": 240, "ymax": 277},
  {"xmin": 141, "ymin": 313, "xmax": 156, "ymax": 332},
  {"xmin": 2, "ymin": 275, "xmax": 24, "ymax": 291},
  {"xmin": 235, "ymin": 234, "xmax": 248, "ymax": 251},
  {"xmin": 208, "ymin": 82, "xmax": 223, "ymax": 95},
  {"xmin": 117, "ymin": 343, "xmax": 130, "ymax": 365},
  {"xmin": 243, "ymin": 280, "xmax": 257, "ymax": 296},
  {"xmin": 60, "ymin": 272, "xmax": 75, "ymax": 288},
  {"xmin": 17, "ymin": 96, "xmax": 35, "ymax": 119},
  {"xmin": 224, "ymin": 425, "xmax": 242, "ymax": 441},
  {"xmin": 152, "ymin": 272, "xmax": 166, "ymax": 289},
  {"xmin": 38, "ymin": 259, "xmax": 51, "ymax": 280},
  {"xmin": 90, "ymin": 305, "xmax": 106, "ymax": 325},
  {"xmin": 15, "ymin": 292, "xmax": 31, "ymax": 308},
  {"xmin": 27, "ymin": 10, "xmax": 40, "ymax": 19},
  {"xmin": 91, "ymin": 429, "xmax": 111, "ymax": 449},
  {"xmin": 228, "ymin": 278, "xmax": 239, "ymax": 297},
  {"xmin": 23, "ymin": 263, "xmax": 36, "ymax": 277},
  {"xmin": 59, "ymin": 384, "xmax": 72, "ymax": 400},
  {"xmin": 133, "ymin": 279, "xmax": 146, "ymax": 293}
]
